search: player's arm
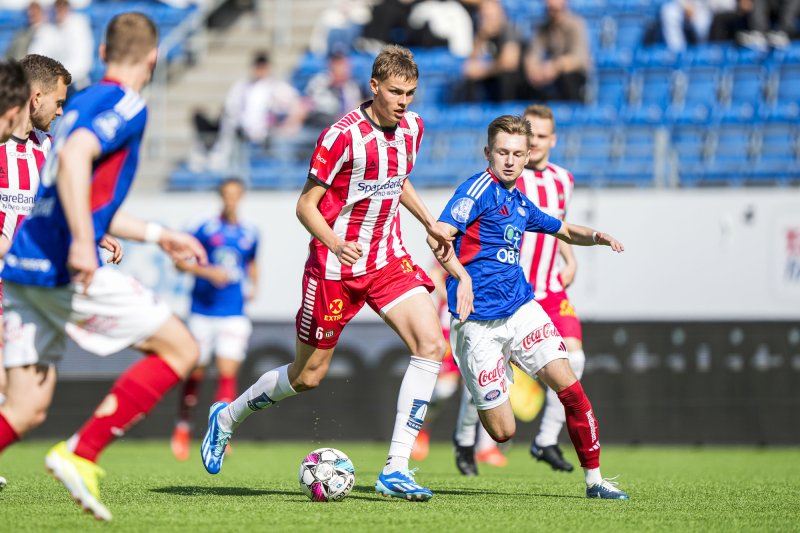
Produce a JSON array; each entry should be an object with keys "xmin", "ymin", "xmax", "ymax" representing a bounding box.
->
[
  {"xmin": 0, "ymin": 235, "xmax": 11, "ymax": 259},
  {"xmin": 108, "ymin": 210, "xmax": 208, "ymax": 264},
  {"xmin": 174, "ymin": 258, "xmax": 230, "ymax": 288},
  {"xmin": 57, "ymin": 128, "xmax": 102, "ymax": 289},
  {"xmin": 296, "ymin": 178, "xmax": 363, "ymax": 266},
  {"xmin": 426, "ymin": 221, "xmax": 473, "ymax": 322},
  {"xmin": 400, "ymin": 180, "xmax": 454, "ymax": 262},
  {"xmin": 558, "ymin": 239, "xmax": 577, "ymax": 288},
  {"xmin": 554, "ymin": 222, "xmax": 624, "ymax": 252},
  {"xmin": 245, "ymin": 259, "xmax": 259, "ymax": 300}
]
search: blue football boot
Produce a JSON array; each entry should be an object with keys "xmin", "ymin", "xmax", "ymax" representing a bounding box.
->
[
  {"xmin": 200, "ymin": 402, "xmax": 231, "ymax": 475},
  {"xmin": 375, "ymin": 468, "xmax": 433, "ymax": 501}
]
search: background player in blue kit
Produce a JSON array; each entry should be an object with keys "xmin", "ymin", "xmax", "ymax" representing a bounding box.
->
[
  {"xmin": 171, "ymin": 177, "xmax": 259, "ymax": 461},
  {"xmin": 0, "ymin": 13, "xmax": 206, "ymax": 521},
  {"xmin": 431, "ymin": 115, "xmax": 629, "ymax": 500}
]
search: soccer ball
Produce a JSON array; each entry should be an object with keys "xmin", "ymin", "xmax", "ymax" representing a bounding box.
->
[{"xmin": 299, "ymin": 447, "xmax": 355, "ymax": 502}]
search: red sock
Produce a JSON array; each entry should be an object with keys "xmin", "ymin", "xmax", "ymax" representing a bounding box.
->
[
  {"xmin": 557, "ymin": 380, "xmax": 600, "ymax": 469},
  {"xmin": 179, "ymin": 373, "xmax": 202, "ymax": 424},
  {"xmin": 0, "ymin": 412, "xmax": 19, "ymax": 453},
  {"xmin": 71, "ymin": 354, "xmax": 180, "ymax": 462},
  {"xmin": 214, "ymin": 375, "xmax": 237, "ymax": 404}
]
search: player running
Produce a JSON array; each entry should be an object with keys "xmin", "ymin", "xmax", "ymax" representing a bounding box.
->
[
  {"xmin": 434, "ymin": 115, "xmax": 629, "ymax": 499},
  {"xmin": 0, "ymin": 14, "xmax": 206, "ymax": 521},
  {"xmin": 171, "ymin": 177, "xmax": 259, "ymax": 461},
  {"xmin": 518, "ymin": 104, "xmax": 586, "ymax": 472},
  {"xmin": 201, "ymin": 45, "xmax": 463, "ymax": 501}
]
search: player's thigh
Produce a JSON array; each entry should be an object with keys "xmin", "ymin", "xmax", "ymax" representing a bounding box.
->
[
  {"xmin": 137, "ymin": 314, "xmax": 199, "ymax": 377},
  {"xmin": 536, "ymin": 357, "xmax": 578, "ymax": 393},
  {"xmin": 450, "ymin": 318, "xmax": 511, "ymax": 411},
  {"xmin": 509, "ymin": 300, "xmax": 570, "ymax": 383},
  {"xmin": 0, "ymin": 364, "xmax": 57, "ymax": 429},
  {"xmin": 214, "ymin": 316, "xmax": 252, "ymax": 363},
  {"xmin": 3, "ymin": 283, "xmax": 67, "ymax": 370},
  {"xmin": 188, "ymin": 314, "xmax": 216, "ymax": 368},
  {"xmin": 68, "ymin": 268, "xmax": 175, "ymax": 357},
  {"xmin": 382, "ymin": 292, "xmax": 446, "ymax": 360},
  {"xmin": 295, "ymin": 271, "xmax": 365, "ymax": 349},
  {"xmin": 477, "ymin": 400, "xmax": 516, "ymax": 441}
]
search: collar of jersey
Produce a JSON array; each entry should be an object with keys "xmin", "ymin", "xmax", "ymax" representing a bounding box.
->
[
  {"xmin": 485, "ymin": 167, "xmax": 521, "ymax": 198},
  {"xmin": 359, "ymin": 100, "xmax": 398, "ymax": 134}
]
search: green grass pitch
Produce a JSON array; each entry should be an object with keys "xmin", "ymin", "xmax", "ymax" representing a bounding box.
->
[{"xmin": 1, "ymin": 441, "xmax": 799, "ymax": 532}]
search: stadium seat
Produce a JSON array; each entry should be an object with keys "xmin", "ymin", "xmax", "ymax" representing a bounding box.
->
[
  {"xmin": 724, "ymin": 65, "xmax": 766, "ymax": 107},
  {"xmin": 776, "ymin": 63, "xmax": 800, "ymax": 106},
  {"xmin": 673, "ymin": 66, "xmax": 722, "ymax": 111},
  {"xmin": 630, "ymin": 67, "xmax": 676, "ymax": 110},
  {"xmin": 592, "ymin": 67, "xmax": 630, "ymax": 109}
]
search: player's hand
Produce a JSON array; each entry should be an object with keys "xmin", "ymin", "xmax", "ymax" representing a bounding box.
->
[
  {"xmin": 68, "ymin": 238, "xmax": 99, "ymax": 293},
  {"xmin": 99, "ymin": 234, "xmax": 124, "ymax": 264},
  {"xmin": 559, "ymin": 262, "xmax": 577, "ymax": 288},
  {"xmin": 159, "ymin": 228, "xmax": 208, "ymax": 265},
  {"xmin": 456, "ymin": 275, "xmax": 474, "ymax": 323},
  {"xmin": 334, "ymin": 240, "xmax": 363, "ymax": 266},
  {"xmin": 595, "ymin": 232, "xmax": 624, "ymax": 253},
  {"xmin": 206, "ymin": 266, "xmax": 231, "ymax": 288},
  {"xmin": 427, "ymin": 222, "xmax": 455, "ymax": 262}
]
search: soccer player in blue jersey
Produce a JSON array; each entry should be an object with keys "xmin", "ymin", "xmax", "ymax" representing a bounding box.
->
[
  {"xmin": 171, "ymin": 177, "xmax": 259, "ymax": 461},
  {"xmin": 0, "ymin": 14, "xmax": 206, "ymax": 521},
  {"xmin": 432, "ymin": 115, "xmax": 629, "ymax": 500}
]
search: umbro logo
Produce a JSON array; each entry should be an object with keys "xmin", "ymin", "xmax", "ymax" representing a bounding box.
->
[{"xmin": 498, "ymin": 205, "xmax": 510, "ymax": 216}]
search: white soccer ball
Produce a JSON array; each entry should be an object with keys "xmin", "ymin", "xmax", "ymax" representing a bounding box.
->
[{"xmin": 298, "ymin": 447, "xmax": 355, "ymax": 502}]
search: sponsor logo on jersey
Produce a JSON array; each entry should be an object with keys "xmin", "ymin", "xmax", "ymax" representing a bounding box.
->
[
  {"xmin": 484, "ymin": 389, "xmax": 501, "ymax": 402},
  {"xmin": 356, "ymin": 179, "xmax": 403, "ymax": 195},
  {"xmin": 521, "ymin": 322, "xmax": 559, "ymax": 350},
  {"xmin": 503, "ymin": 225, "xmax": 522, "ymax": 248},
  {"xmin": 478, "ymin": 357, "xmax": 506, "ymax": 387},
  {"xmin": 92, "ymin": 110, "xmax": 124, "ymax": 141},
  {"xmin": 451, "ymin": 197, "xmax": 474, "ymax": 224},
  {"xmin": 324, "ymin": 299, "xmax": 344, "ymax": 321},
  {"xmin": 378, "ymin": 139, "xmax": 405, "ymax": 148}
]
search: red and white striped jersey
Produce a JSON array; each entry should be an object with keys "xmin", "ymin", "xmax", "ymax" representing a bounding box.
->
[
  {"xmin": 515, "ymin": 163, "xmax": 574, "ymax": 299},
  {"xmin": 305, "ymin": 102, "xmax": 424, "ymax": 280},
  {"xmin": 0, "ymin": 129, "xmax": 50, "ymax": 240}
]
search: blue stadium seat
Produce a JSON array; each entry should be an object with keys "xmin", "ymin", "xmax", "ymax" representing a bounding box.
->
[
  {"xmin": 725, "ymin": 65, "xmax": 766, "ymax": 106},
  {"xmin": 671, "ymin": 125, "xmax": 710, "ymax": 166},
  {"xmin": 593, "ymin": 67, "xmax": 629, "ymax": 109},
  {"xmin": 776, "ymin": 63, "xmax": 800, "ymax": 105},
  {"xmin": 674, "ymin": 66, "xmax": 721, "ymax": 110},
  {"xmin": 612, "ymin": 14, "xmax": 648, "ymax": 50},
  {"xmin": 630, "ymin": 67, "xmax": 676, "ymax": 110}
]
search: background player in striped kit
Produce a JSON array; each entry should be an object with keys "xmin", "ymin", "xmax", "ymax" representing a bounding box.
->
[
  {"xmin": 171, "ymin": 177, "xmax": 259, "ymax": 461},
  {"xmin": 0, "ymin": 61, "xmax": 30, "ymax": 144},
  {"xmin": 517, "ymin": 104, "xmax": 586, "ymax": 472},
  {"xmin": 0, "ymin": 14, "xmax": 205, "ymax": 520},
  {"xmin": 201, "ymin": 45, "xmax": 468, "ymax": 501}
]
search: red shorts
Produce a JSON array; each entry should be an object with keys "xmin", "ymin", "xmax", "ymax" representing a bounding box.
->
[
  {"xmin": 296, "ymin": 256, "xmax": 435, "ymax": 348},
  {"xmin": 440, "ymin": 345, "xmax": 460, "ymax": 375},
  {"xmin": 537, "ymin": 291, "xmax": 582, "ymax": 341}
]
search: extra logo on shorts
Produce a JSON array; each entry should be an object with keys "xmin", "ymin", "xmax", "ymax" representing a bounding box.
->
[{"xmin": 484, "ymin": 389, "xmax": 501, "ymax": 402}]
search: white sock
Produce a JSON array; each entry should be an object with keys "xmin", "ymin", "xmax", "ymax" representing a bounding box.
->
[
  {"xmin": 584, "ymin": 467, "xmax": 602, "ymax": 486},
  {"xmin": 219, "ymin": 364, "xmax": 297, "ymax": 432},
  {"xmin": 535, "ymin": 349, "xmax": 586, "ymax": 448},
  {"xmin": 383, "ymin": 356, "xmax": 441, "ymax": 474},
  {"xmin": 454, "ymin": 384, "xmax": 479, "ymax": 447}
]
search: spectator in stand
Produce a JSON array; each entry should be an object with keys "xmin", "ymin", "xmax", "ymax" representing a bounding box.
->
[
  {"xmin": 522, "ymin": 0, "xmax": 591, "ymax": 103},
  {"xmin": 359, "ymin": 0, "xmax": 416, "ymax": 52},
  {"xmin": 28, "ymin": 0, "xmax": 93, "ymax": 91},
  {"xmin": 660, "ymin": 0, "xmax": 737, "ymax": 51},
  {"xmin": 736, "ymin": 0, "xmax": 799, "ymax": 50},
  {"xmin": 6, "ymin": 2, "xmax": 49, "ymax": 61},
  {"xmin": 309, "ymin": 0, "xmax": 372, "ymax": 56},
  {"xmin": 201, "ymin": 51, "xmax": 306, "ymax": 173},
  {"xmin": 408, "ymin": 0, "xmax": 475, "ymax": 57},
  {"xmin": 303, "ymin": 52, "xmax": 365, "ymax": 128},
  {"xmin": 709, "ymin": 0, "xmax": 753, "ymax": 42},
  {"xmin": 458, "ymin": 0, "xmax": 521, "ymax": 102}
]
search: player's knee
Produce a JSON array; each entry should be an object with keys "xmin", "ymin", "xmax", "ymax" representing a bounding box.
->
[
  {"xmin": 490, "ymin": 428, "xmax": 515, "ymax": 443},
  {"xmin": 416, "ymin": 336, "xmax": 448, "ymax": 362}
]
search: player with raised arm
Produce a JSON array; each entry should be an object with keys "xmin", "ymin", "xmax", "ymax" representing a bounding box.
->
[
  {"xmin": 201, "ymin": 45, "xmax": 464, "ymax": 501},
  {"xmin": 0, "ymin": 61, "xmax": 30, "ymax": 145},
  {"xmin": 171, "ymin": 177, "xmax": 259, "ymax": 461},
  {"xmin": 518, "ymin": 104, "xmax": 586, "ymax": 472},
  {"xmin": 434, "ymin": 115, "xmax": 629, "ymax": 499},
  {"xmin": 0, "ymin": 14, "xmax": 206, "ymax": 521}
]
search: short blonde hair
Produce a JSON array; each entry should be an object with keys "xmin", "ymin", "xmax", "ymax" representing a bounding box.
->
[
  {"xmin": 105, "ymin": 12, "xmax": 158, "ymax": 65},
  {"xmin": 487, "ymin": 115, "xmax": 532, "ymax": 148},
  {"xmin": 371, "ymin": 45, "xmax": 418, "ymax": 83},
  {"xmin": 523, "ymin": 104, "xmax": 556, "ymax": 132}
]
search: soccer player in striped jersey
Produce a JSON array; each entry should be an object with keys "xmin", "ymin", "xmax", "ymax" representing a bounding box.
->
[
  {"xmin": 0, "ymin": 14, "xmax": 206, "ymax": 520},
  {"xmin": 201, "ymin": 45, "xmax": 462, "ymax": 501},
  {"xmin": 436, "ymin": 115, "xmax": 629, "ymax": 499},
  {"xmin": 517, "ymin": 104, "xmax": 586, "ymax": 472}
]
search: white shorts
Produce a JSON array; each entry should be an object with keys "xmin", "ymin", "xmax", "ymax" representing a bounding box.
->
[
  {"xmin": 188, "ymin": 314, "xmax": 252, "ymax": 366},
  {"xmin": 450, "ymin": 299, "xmax": 568, "ymax": 410},
  {"xmin": 3, "ymin": 267, "xmax": 172, "ymax": 368}
]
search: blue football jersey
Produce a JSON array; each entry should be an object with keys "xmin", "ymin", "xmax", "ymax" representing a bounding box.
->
[
  {"xmin": 2, "ymin": 80, "xmax": 147, "ymax": 287},
  {"xmin": 439, "ymin": 169, "xmax": 562, "ymax": 321},
  {"xmin": 190, "ymin": 217, "xmax": 259, "ymax": 317}
]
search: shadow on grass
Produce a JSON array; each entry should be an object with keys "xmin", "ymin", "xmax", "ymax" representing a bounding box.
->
[
  {"xmin": 351, "ymin": 484, "xmax": 583, "ymax": 499},
  {"xmin": 151, "ymin": 486, "xmax": 287, "ymax": 497}
]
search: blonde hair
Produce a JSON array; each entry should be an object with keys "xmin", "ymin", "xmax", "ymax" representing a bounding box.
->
[
  {"xmin": 104, "ymin": 12, "xmax": 158, "ymax": 64},
  {"xmin": 487, "ymin": 115, "xmax": 532, "ymax": 148},
  {"xmin": 371, "ymin": 45, "xmax": 418, "ymax": 82},
  {"xmin": 523, "ymin": 104, "xmax": 556, "ymax": 132}
]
